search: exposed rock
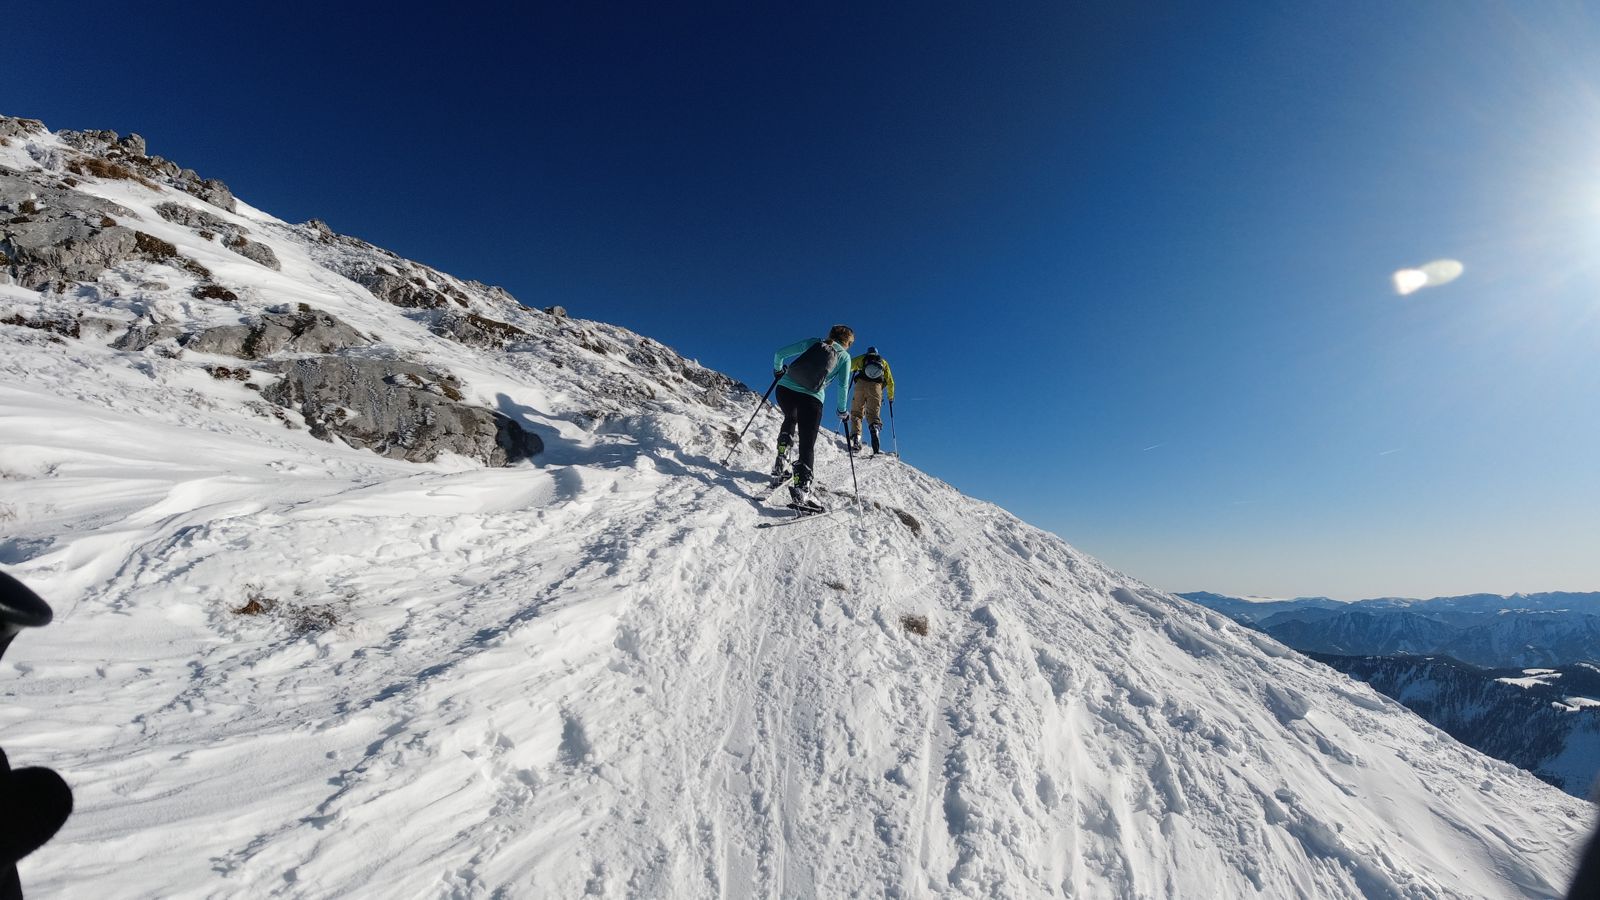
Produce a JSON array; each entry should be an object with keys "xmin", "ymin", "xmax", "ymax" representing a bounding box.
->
[
  {"xmin": 359, "ymin": 270, "xmax": 449, "ymax": 309},
  {"xmin": 155, "ymin": 202, "xmax": 232, "ymax": 234},
  {"xmin": 58, "ymin": 128, "xmax": 237, "ymax": 212},
  {"xmin": 304, "ymin": 219, "xmax": 334, "ymax": 240},
  {"xmin": 143, "ymin": 156, "xmax": 182, "ymax": 179},
  {"xmin": 1, "ymin": 312, "xmax": 79, "ymax": 340},
  {"xmin": 224, "ymin": 235, "xmax": 280, "ymax": 270},
  {"xmin": 0, "ymin": 117, "xmax": 46, "ymax": 140},
  {"xmin": 77, "ymin": 315, "xmax": 127, "ymax": 342},
  {"xmin": 183, "ymin": 178, "xmax": 236, "ymax": 213},
  {"xmin": 112, "ymin": 323, "xmax": 185, "ymax": 351},
  {"xmin": 261, "ymin": 356, "xmax": 541, "ymax": 466},
  {"xmin": 1, "ymin": 171, "xmax": 140, "ymax": 288},
  {"xmin": 545, "ymin": 305, "xmax": 567, "ymax": 317},
  {"xmin": 57, "ymin": 129, "xmax": 121, "ymax": 153},
  {"xmin": 431, "ymin": 311, "xmax": 527, "ymax": 349},
  {"xmin": 181, "ymin": 307, "xmax": 368, "ymax": 360}
]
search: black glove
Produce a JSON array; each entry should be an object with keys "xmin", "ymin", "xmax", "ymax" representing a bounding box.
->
[
  {"xmin": 0, "ymin": 748, "xmax": 72, "ymax": 869},
  {"xmin": 0, "ymin": 571, "xmax": 71, "ymax": 900}
]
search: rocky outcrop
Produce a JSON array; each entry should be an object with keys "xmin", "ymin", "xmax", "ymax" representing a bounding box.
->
[
  {"xmin": 358, "ymin": 268, "xmax": 457, "ymax": 310},
  {"xmin": 56, "ymin": 128, "xmax": 236, "ymax": 212},
  {"xmin": 261, "ymin": 356, "xmax": 541, "ymax": 466},
  {"xmin": 1, "ymin": 170, "xmax": 140, "ymax": 288},
  {"xmin": 223, "ymin": 235, "xmax": 279, "ymax": 270},
  {"xmin": 431, "ymin": 311, "xmax": 527, "ymax": 349},
  {"xmin": 0, "ymin": 117, "xmax": 46, "ymax": 140},
  {"xmin": 112, "ymin": 323, "xmax": 185, "ymax": 352},
  {"xmin": 154, "ymin": 201, "xmax": 279, "ymax": 270},
  {"xmin": 155, "ymin": 201, "xmax": 231, "ymax": 234},
  {"xmin": 8, "ymin": 115, "xmax": 555, "ymax": 470},
  {"xmin": 180, "ymin": 307, "xmax": 369, "ymax": 359}
]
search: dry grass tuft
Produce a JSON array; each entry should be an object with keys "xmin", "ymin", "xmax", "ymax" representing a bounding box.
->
[
  {"xmin": 192, "ymin": 284, "xmax": 238, "ymax": 302},
  {"xmin": 134, "ymin": 231, "xmax": 177, "ymax": 258},
  {"xmin": 900, "ymin": 614, "xmax": 929, "ymax": 637},
  {"xmin": 231, "ymin": 585, "xmax": 340, "ymax": 634}
]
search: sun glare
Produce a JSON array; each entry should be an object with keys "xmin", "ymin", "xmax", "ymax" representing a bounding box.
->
[
  {"xmin": 1392, "ymin": 259, "xmax": 1464, "ymax": 296},
  {"xmin": 1393, "ymin": 269, "xmax": 1428, "ymax": 295}
]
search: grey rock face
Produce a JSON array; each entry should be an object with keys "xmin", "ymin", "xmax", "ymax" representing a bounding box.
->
[
  {"xmin": 224, "ymin": 235, "xmax": 280, "ymax": 270},
  {"xmin": 181, "ymin": 307, "xmax": 369, "ymax": 359},
  {"xmin": 431, "ymin": 311, "xmax": 527, "ymax": 349},
  {"xmin": 359, "ymin": 270, "xmax": 450, "ymax": 309},
  {"xmin": 0, "ymin": 117, "xmax": 46, "ymax": 139},
  {"xmin": 57, "ymin": 127, "xmax": 237, "ymax": 212},
  {"xmin": 113, "ymin": 323, "xmax": 185, "ymax": 351},
  {"xmin": 154, "ymin": 202, "xmax": 276, "ymax": 267},
  {"xmin": 155, "ymin": 202, "xmax": 232, "ymax": 234},
  {"xmin": 261, "ymin": 356, "xmax": 541, "ymax": 466},
  {"xmin": 144, "ymin": 156, "xmax": 182, "ymax": 179},
  {"xmin": 57, "ymin": 129, "xmax": 121, "ymax": 153},
  {"xmin": 184, "ymin": 178, "xmax": 236, "ymax": 213},
  {"xmin": 1, "ymin": 170, "xmax": 140, "ymax": 288}
]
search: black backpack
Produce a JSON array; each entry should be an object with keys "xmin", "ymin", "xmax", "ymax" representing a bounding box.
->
[
  {"xmin": 785, "ymin": 340, "xmax": 843, "ymax": 392},
  {"xmin": 855, "ymin": 353, "xmax": 886, "ymax": 384}
]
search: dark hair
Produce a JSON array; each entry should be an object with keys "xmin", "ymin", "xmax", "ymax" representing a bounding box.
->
[{"xmin": 827, "ymin": 324, "xmax": 854, "ymax": 344}]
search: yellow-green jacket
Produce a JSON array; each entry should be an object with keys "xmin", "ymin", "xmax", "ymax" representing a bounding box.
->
[{"xmin": 850, "ymin": 353, "xmax": 894, "ymax": 401}]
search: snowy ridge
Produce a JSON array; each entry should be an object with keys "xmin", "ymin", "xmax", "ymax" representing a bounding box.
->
[{"xmin": 0, "ymin": 120, "xmax": 1592, "ymax": 898}]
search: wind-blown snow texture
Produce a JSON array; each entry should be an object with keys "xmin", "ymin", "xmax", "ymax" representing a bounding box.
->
[{"xmin": 0, "ymin": 121, "xmax": 1591, "ymax": 898}]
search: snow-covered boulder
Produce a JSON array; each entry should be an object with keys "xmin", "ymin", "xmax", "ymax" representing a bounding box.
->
[{"xmin": 260, "ymin": 355, "xmax": 542, "ymax": 465}]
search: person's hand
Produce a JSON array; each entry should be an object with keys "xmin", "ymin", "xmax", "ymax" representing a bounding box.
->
[{"xmin": 838, "ymin": 412, "xmax": 849, "ymax": 422}]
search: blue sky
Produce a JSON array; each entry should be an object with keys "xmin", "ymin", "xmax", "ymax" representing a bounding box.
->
[{"xmin": 7, "ymin": 1, "xmax": 1598, "ymax": 599}]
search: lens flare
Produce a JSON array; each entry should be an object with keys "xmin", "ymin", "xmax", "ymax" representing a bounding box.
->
[{"xmin": 1392, "ymin": 259, "xmax": 1464, "ymax": 295}]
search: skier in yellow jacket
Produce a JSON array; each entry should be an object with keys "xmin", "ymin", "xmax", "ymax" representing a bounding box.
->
[{"xmin": 846, "ymin": 346, "xmax": 894, "ymax": 454}]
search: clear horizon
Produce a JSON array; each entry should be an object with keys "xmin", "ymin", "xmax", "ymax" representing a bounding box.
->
[{"xmin": 7, "ymin": 1, "xmax": 1599, "ymax": 599}]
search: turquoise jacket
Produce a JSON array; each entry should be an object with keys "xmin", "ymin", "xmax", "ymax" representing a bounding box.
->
[{"xmin": 773, "ymin": 338, "xmax": 852, "ymax": 415}]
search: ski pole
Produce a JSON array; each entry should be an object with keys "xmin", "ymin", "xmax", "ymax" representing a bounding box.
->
[
  {"xmin": 723, "ymin": 369, "xmax": 784, "ymax": 467},
  {"xmin": 889, "ymin": 399, "xmax": 898, "ymax": 457},
  {"xmin": 842, "ymin": 418, "xmax": 860, "ymax": 505}
]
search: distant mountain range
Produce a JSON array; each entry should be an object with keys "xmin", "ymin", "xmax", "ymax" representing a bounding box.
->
[
  {"xmin": 1185, "ymin": 590, "xmax": 1600, "ymax": 796},
  {"xmin": 1181, "ymin": 591, "xmax": 1600, "ymax": 668}
]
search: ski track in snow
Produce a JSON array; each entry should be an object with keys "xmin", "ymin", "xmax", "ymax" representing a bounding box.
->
[{"xmin": 0, "ymin": 128, "xmax": 1591, "ymax": 899}]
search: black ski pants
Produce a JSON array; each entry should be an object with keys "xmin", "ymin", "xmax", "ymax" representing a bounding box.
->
[{"xmin": 775, "ymin": 386, "xmax": 823, "ymax": 486}]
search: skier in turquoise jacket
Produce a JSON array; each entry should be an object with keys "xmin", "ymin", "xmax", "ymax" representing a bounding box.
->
[{"xmin": 770, "ymin": 324, "xmax": 854, "ymax": 511}]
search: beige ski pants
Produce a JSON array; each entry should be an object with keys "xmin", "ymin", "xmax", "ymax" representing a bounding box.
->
[{"xmin": 849, "ymin": 381, "xmax": 884, "ymax": 437}]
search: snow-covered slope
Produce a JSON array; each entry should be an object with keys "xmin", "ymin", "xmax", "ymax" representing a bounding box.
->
[
  {"xmin": 1310, "ymin": 654, "xmax": 1600, "ymax": 798},
  {"xmin": 1, "ymin": 119, "xmax": 1591, "ymax": 899}
]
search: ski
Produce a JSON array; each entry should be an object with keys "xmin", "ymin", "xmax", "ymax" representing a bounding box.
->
[{"xmin": 755, "ymin": 505, "xmax": 832, "ymax": 528}]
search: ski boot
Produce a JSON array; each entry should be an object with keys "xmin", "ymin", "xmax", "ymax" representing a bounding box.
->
[
  {"xmin": 769, "ymin": 442, "xmax": 792, "ymax": 486},
  {"xmin": 789, "ymin": 477, "xmax": 826, "ymax": 514}
]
